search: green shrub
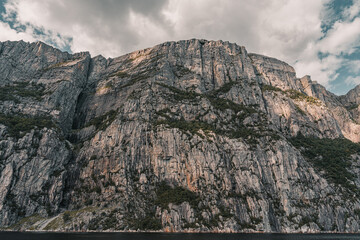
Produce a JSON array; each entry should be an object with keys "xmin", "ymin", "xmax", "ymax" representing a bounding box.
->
[
  {"xmin": 157, "ymin": 82, "xmax": 257, "ymax": 115},
  {"xmin": 92, "ymin": 186, "xmax": 101, "ymax": 194},
  {"xmin": 183, "ymin": 222, "xmax": 197, "ymax": 229},
  {"xmin": 156, "ymin": 117, "xmax": 215, "ymax": 137},
  {"xmin": 105, "ymin": 82, "xmax": 113, "ymax": 88},
  {"xmin": 155, "ymin": 182, "xmax": 200, "ymax": 209},
  {"xmin": 118, "ymin": 68, "xmax": 158, "ymax": 89},
  {"xmin": 155, "ymin": 114, "xmax": 260, "ymax": 144},
  {"xmin": 298, "ymin": 214, "xmax": 318, "ymax": 227},
  {"xmin": 173, "ymin": 65, "xmax": 192, "ymax": 78},
  {"xmin": 285, "ymin": 89, "xmax": 320, "ymax": 104},
  {"xmin": 62, "ymin": 212, "xmax": 71, "ymax": 222},
  {"xmin": 88, "ymin": 217, "xmax": 101, "ymax": 230},
  {"xmin": 102, "ymin": 211, "xmax": 118, "ymax": 230},
  {"xmin": 206, "ymin": 96, "xmax": 257, "ymax": 116},
  {"xmin": 261, "ymin": 84, "xmax": 320, "ymax": 104},
  {"xmin": 250, "ymin": 216, "xmax": 263, "ymax": 224},
  {"xmin": 261, "ymin": 84, "xmax": 282, "ymax": 92},
  {"xmin": 109, "ymin": 70, "xmax": 129, "ymax": 78},
  {"xmin": 155, "ymin": 84, "xmax": 277, "ymax": 145},
  {"xmin": 134, "ymin": 215, "xmax": 162, "ymax": 230},
  {"xmin": 0, "ymin": 113, "xmax": 56, "ymax": 138},
  {"xmin": 345, "ymin": 104, "xmax": 359, "ymax": 111},
  {"xmin": 0, "ymin": 82, "xmax": 45, "ymax": 102},
  {"xmin": 206, "ymin": 81, "xmax": 236, "ymax": 96},
  {"xmin": 85, "ymin": 199, "xmax": 93, "ymax": 206},
  {"xmin": 294, "ymin": 104, "xmax": 306, "ymax": 115},
  {"xmin": 290, "ymin": 134, "xmax": 360, "ymax": 192},
  {"xmin": 157, "ymin": 83, "xmax": 200, "ymax": 101},
  {"xmin": 50, "ymin": 169, "xmax": 63, "ymax": 178},
  {"xmin": 86, "ymin": 110, "xmax": 117, "ymax": 131},
  {"xmin": 218, "ymin": 205, "xmax": 233, "ymax": 218}
]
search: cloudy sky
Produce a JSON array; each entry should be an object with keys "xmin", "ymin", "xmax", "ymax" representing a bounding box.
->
[{"xmin": 0, "ymin": 0, "xmax": 359, "ymax": 95}]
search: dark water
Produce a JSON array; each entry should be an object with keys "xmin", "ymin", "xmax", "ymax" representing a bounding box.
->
[{"xmin": 1, "ymin": 232, "xmax": 360, "ymax": 240}]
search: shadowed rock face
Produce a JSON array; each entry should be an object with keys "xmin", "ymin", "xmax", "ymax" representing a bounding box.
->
[{"xmin": 1, "ymin": 39, "xmax": 360, "ymax": 232}]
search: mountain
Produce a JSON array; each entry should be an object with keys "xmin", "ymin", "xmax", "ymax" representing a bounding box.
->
[{"xmin": 1, "ymin": 39, "xmax": 360, "ymax": 232}]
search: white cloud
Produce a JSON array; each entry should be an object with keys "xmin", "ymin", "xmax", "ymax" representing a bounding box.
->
[
  {"xmin": 345, "ymin": 76, "xmax": 360, "ymax": 85},
  {"xmin": 1, "ymin": 0, "xmax": 359, "ymax": 93},
  {"xmin": 2, "ymin": 0, "xmax": 169, "ymax": 56},
  {"xmin": 318, "ymin": 18, "xmax": 360, "ymax": 55},
  {"xmin": 346, "ymin": 59, "xmax": 360, "ymax": 74},
  {"xmin": 0, "ymin": 21, "xmax": 34, "ymax": 42},
  {"xmin": 343, "ymin": 0, "xmax": 360, "ymax": 21}
]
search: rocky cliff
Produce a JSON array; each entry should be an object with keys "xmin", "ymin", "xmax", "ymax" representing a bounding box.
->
[{"xmin": 1, "ymin": 39, "xmax": 360, "ymax": 232}]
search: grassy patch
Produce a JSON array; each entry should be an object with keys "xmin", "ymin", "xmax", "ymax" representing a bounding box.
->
[
  {"xmin": 207, "ymin": 81, "xmax": 237, "ymax": 96},
  {"xmin": 0, "ymin": 113, "xmax": 55, "ymax": 138},
  {"xmin": 109, "ymin": 70, "xmax": 129, "ymax": 78},
  {"xmin": 261, "ymin": 84, "xmax": 320, "ymax": 104},
  {"xmin": 85, "ymin": 110, "xmax": 117, "ymax": 131},
  {"xmin": 173, "ymin": 65, "xmax": 193, "ymax": 78},
  {"xmin": 206, "ymin": 96, "xmax": 257, "ymax": 116},
  {"xmin": 155, "ymin": 84, "xmax": 277, "ymax": 145},
  {"xmin": 42, "ymin": 58, "xmax": 83, "ymax": 72},
  {"xmin": 155, "ymin": 110, "xmax": 261, "ymax": 143},
  {"xmin": 286, "ymin": 89, "xmax": 319, "ymax": 104},
  {"xmin": 157, "ymin": 83, "xmax": 200, "ymax": 101},
  {"xmin": 261, "ymin": 84, "xmax": 282, "ymax": 92},
  {"xmin": 290, "ymin": 134, "xmax": 360, "ymax": 193},
  {"xmin": 0, "ymin": 82, "xmax": 45, "ymax": 103},
  {"xmin": 156, "ymin": 117, "xmax": 215, "ymax": 137},
  {"xmin": 117, "ymin": 69, "xmax": 156, "ymax": 89},
  {"xmin": 44, "ymin": 217, "xmax": 62, "ymax": 230},
  {"xmin": 6, "ymin": 214, "xmax": 44, "ymax": 230},
  {"xmin": 157, "ymin": 82, "xmax": 256, "ymax": 115}
]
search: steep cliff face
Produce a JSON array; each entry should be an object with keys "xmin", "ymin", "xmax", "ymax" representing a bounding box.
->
[{"xmin": 1, "ymin": 39, "xmax": 360, "ymax": 232}]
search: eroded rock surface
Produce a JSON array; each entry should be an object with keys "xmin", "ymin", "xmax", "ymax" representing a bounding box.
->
[{"xmin": 1, "ymin": 39, "xmax": 360, "ymax": 232}]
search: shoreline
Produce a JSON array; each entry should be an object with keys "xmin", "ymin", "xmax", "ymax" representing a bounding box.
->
[{"xmin": 1, "ymin": 229, "xmax": 360, "ymax": 234}]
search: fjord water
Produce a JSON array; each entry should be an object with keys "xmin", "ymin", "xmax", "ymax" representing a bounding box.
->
[{"xmin": 1, "ymin": 233, "xmax": 360, "ymax": 240}]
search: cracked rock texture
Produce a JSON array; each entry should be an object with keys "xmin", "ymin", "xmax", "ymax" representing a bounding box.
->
[{"xmin": 1, "ymin": 39, "xmax": 360, "ymax": 232}]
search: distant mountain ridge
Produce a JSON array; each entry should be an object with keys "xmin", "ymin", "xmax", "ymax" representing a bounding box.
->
[{"xmin": 1, "ymin": 39, "xmax": 360, "ymax": 232}]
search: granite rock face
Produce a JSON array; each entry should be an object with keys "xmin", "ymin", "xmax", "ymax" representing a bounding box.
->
[{"xmin": 1, "ymin": 39, "xmax": 360, "ymax": 232}]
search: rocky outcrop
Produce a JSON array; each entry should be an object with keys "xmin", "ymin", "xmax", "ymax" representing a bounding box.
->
[{"xmin": 1, "ymin": 39, "xmax": 360, "ymax": 232}]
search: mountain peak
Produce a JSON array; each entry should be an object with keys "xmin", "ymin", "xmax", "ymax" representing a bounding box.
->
[{"xmin": 1, "ymin": 39, "xmax": 360, "ymax": 232}]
